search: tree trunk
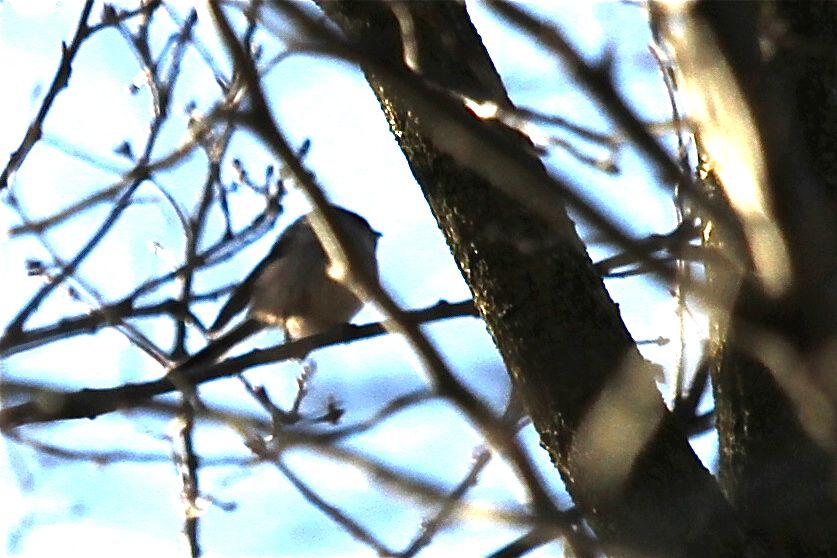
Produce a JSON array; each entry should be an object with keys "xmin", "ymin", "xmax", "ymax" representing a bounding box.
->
[
  {"xmin": 318, "ymin": 2, "xmax": 742, "ymax": 555},
  {"xmin": 655, "ymin": 1, "xmax": 837, "ymax": 555}
]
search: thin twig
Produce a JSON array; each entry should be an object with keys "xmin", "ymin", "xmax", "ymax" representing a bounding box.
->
[
  {"xmin": 0, "ymin": 0, "xmax": 163, "ymax": 191},
  {"xmin": 170, "ymin": 404, "xmax": 202, "ymax": 557}
]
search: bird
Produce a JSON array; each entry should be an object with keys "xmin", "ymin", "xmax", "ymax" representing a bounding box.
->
[{"xmin": 183, "ymin": 205, "xmax": 382, "ymax": 368}]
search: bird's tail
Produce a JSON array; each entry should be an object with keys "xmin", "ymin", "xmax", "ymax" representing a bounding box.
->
[{"xmin": 175, "ymin": 318, "xmax": 265, "ymax": 373}]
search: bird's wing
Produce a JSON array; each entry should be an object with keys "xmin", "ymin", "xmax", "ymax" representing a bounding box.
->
[{"xmin": 208, "ymin": 220, "xmax": 303, "ymax": 334}]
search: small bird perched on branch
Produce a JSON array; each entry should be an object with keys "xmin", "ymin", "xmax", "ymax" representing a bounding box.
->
[{"xmin": 186, "ymin": 205, "xmax": 382, "ymax": 366}]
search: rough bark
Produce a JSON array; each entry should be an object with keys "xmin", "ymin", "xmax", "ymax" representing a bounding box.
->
[{"xmin": 316, "ymin": 2, "xmax": 742, "ymax": 555}]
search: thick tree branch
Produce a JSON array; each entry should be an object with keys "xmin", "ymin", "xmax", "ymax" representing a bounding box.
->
[{"xmin": 315, "ymin": 1, "xmax": 742, "ymax": 555}]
